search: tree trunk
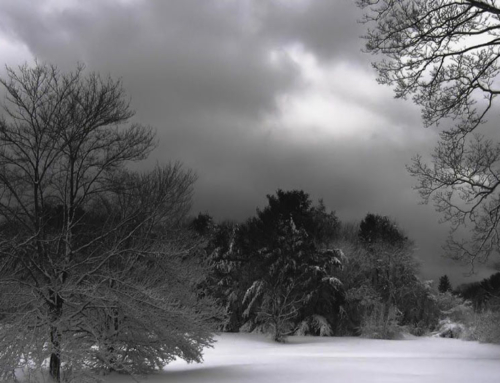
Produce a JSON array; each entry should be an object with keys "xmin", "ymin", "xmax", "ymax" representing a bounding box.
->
[
  {"xmin": 49, "ymin": 291, "xmax": 63, "ymax": 383},
  {"xmin": 49, "ymin": 327, "xmax": 61, "ymax": 383},
  {"xmin": 382, "ymin": 301, "xmax": 390, "ymax": 335},
  {"xmin": 106, "ymin": 308, "xmax": 120, "ymax": 371}
]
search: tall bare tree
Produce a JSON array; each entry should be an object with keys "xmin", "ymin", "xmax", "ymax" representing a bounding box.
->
[
  {"xmin": 0, "ymin": 63, "xmax": 221, "ymax": 382},
  {"xmin": 358, "ymin": 0, "xmax": 500, "ymax": 266}
]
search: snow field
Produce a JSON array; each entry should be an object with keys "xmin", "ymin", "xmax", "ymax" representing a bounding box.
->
[{"xmin": 107, "ymin": 333, "xmax": 500, "ymax": 383}]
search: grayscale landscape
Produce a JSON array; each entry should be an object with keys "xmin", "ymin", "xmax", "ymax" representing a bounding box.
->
[{"xmin": 0, "ymin": 1, "xmax": 499, "ymax": 382}]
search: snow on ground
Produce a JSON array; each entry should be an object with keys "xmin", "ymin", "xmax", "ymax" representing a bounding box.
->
[{"xmin": 107, "ymin": 333, "xmax": 500, "ymax": 383}]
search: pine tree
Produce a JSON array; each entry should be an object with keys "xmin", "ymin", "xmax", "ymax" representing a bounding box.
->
[
  {"xmin": 203, "ymin": 220, "xmax": 248, "ymax": 332},
  {"xmin": 439, "ymin": 275, "xmax": 453, "ymax": 294},
  {"xmin": 240, "ymin": 190, "xmax": 345, "ymax": 341}
]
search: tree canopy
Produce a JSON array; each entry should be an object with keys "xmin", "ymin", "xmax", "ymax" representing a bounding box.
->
[
  {"xmin": 358, "ymin": 0, "xmax": 500, "ymax": 266},
  {"xmin": 0, "ymin": 62, "xmax": 222, "ymax": 382}
]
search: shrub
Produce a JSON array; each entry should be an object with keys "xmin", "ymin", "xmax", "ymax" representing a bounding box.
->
[
  {"xmin": 466, "ymin": 311, "xmax": 500, "ymax": 344},
  {"xmin": 433, "ymin": 319, "xmax": 466, "ymax": 339},
  {"xmin": 359, "ymin": 303, "xmax": 404, "ymax": 340}
]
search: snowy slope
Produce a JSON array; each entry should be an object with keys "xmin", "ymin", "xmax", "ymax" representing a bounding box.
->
[{"xmin": 107, "ymin": 333, "xmax": 500, "ymax": 383}]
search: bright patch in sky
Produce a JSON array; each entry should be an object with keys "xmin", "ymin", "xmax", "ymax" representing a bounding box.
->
[
  {"xmin": 0, "ymin": 35, "xmax": 32, "ymax": 69},
  {"xmin": 266, "ymin": 45, "xmax": 420, "ymax": 146}
]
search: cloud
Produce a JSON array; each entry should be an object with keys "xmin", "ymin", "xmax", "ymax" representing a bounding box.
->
[{"xmin": 0, "ymin": 0, "xmax": 494, "ymax": 284}]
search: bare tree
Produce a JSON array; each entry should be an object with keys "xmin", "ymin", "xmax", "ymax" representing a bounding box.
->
[
  {"xmin": 358, "ymin": 0, "xmax": 500, "ymax": 266},
  {"xmin": 0, "ymin": 63, "xmax": 221, "ymax": 382}
]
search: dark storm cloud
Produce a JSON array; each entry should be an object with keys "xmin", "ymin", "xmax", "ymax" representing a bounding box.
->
[{"xmin": 0, "ymin": 0, "xmax": 493, "ymax": 285}]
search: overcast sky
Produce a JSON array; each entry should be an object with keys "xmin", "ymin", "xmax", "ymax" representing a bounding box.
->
[{"xmin": 0, "ymin": 0, "xmax": 496, "ymax": 285}]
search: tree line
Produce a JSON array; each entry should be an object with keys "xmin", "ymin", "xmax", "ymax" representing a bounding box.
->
[
  {"xmin": 192, "ymin": 190, "xmax": 452, "ymax": 341},
  {"xmin": 194, "ymin": 190, "xmax": 500, "ymax": 342}
]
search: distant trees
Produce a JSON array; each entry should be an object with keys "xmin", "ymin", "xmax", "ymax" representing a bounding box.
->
[
  {"xmin": 358, "ymin": 0, "xmax": 500, "ymax": 265},
  {"xmin": 360, "ymin": 214, "xmax": 418, "ymax": 325},
  {"xmin": 438, "ymin": 275, "xmax": 453, "ymax": 294},
  {"xmin": 441, "ymin": 272, "xmax": 500, "ymax": 343},
  {"xmin": 336, "ymin": 213, "xmax": 425, "ymax": 338},
  {"xmin": 456, "ymin": 272, "xmax": 500, "ymax": 312},
  {"xmin": 198, "ymin": 192, "xmax": 483, "ymax": 341},
  {"xmin": 197, "ymin": 194, "xmax": 454, "ymax": 341},
  {"xmin": 359, "ymin": 213, "xmax": 407, "ymax": 246},
  {"xmin": 0, "ymin": 63, "xmax": 222, "ymax": 382}
]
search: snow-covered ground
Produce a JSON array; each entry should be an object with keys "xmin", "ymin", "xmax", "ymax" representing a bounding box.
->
[{"xmin": 107, "ymin": 333, "xmax": 500, "ymax": 383}]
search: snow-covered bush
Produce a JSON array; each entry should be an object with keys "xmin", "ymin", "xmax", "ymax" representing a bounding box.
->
[
  {"xmin": 436, "ymin": 292, "xmax": 473, "ymax": 323},
  {"xmin": 466, "ymin": 311, "xmax": 500, "ymax": 344},
  {"xmin": 426, "ymin": 291, "xmax": 479, "ymax": 340},
  {"xmin": 295, "ymin": 315, "xmax": 333, "ymax": 337},
  {"xmin": 433, "ymin": 318, "xmax": 466, "ymax": 339},
  {"xmin": 360, "ymin": 303, "xmax": 404, "ymax": 340},
  {"xmin": 407, "ymin": 321, "xmax": 428, "ymax": 336},
  {"xmin": 427, "ymin": 291, "xmax": 474, "ymax": 339}
]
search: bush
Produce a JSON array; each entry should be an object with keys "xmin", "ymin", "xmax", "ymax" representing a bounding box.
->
[
  {"xmin": 408, "ymin": 321, "xmax": 427, "ymax": 337},
  {"xmin": 433, "ymin": 318, "xmax": 466, "ymax": 339},
  {"xmin": 436, "ymin": 292, "xmax": 473, "ymax": 323},
  {"xmin": 359, "ymin": 303, "xmax": 404, "ymax": 340},
  {"xmin": 466, "ymin": 311, "xmax": 500, "ymax": 344}
]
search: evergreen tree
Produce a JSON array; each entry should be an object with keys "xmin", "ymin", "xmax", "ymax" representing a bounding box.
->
[
  {"xmin": 241, "ymin": 190, "xmax": 345, "ymax": 341},
  {"xmin": 438, "ymin": 275, "xmax": 453, "ymax": 294},
  {"xmin": 203, "ymin": 220, "xmax": 249, "ymax": 332}
]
